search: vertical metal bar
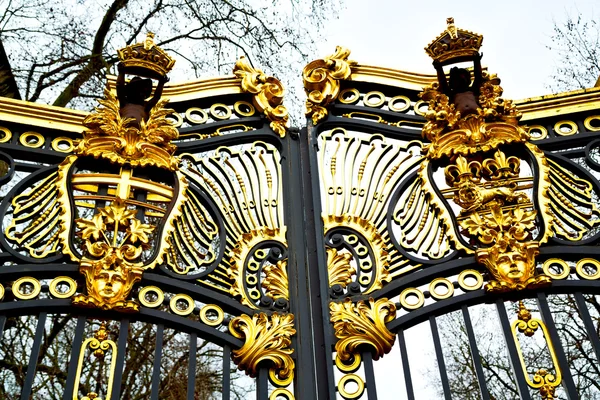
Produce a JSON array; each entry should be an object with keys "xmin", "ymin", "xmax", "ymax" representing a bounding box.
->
[
  {"xmin": 574, "ymin": 292, "xmax": 600, "ymax": 366},
  {"xmin": 256, "ymin": 367, "xmax": 269, "ymax": 400},
  {"xmin": 20, "ymin": 312, "xmax": 47, "ymax": 400},
  {"xmin": 397, "ymin": 330, "xmax": 415, "ymax": 400},
  {"xmin": 62, "ymin": 316, "xmax": 87, "ymax": 400},
  {"xmin": 150, "ymin": 324, "xmax": 164, "ymax": 400},
  {"xmin": 495, "ymin": 299, "xmax": 532, "ymax": 400},
  {"xmin": 187, "ymin": 333, "xmax": 197, "ymax": 400},
  {"xmin": 429, "ymin": 316, "xmax": 452, "ymax": 400},
  {"xmin": 461, "ymin": 306, "xmax": 491, "ymax": 400},
  {"xmin": 536, "ymin": 293, "xmax": 578, "ymax": 399},
  {"xmin": 222, "ymin": 345, "xmax": 231, "ymax": 400},
  {"xmin": 109, "ymin": 318, "xmax": 130, "ymax": 399},
  {"xmin": 0, "ymin": 315, "xmax": 6, "ymax": 339},
  {"xmin": 361, "ymin": 350, "xmax": 378, "ymax": 400}
]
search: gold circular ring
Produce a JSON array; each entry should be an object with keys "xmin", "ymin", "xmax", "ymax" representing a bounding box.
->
[
  {"xmin": 0, "ymin": 126, "xmax": 12, "ymax": 143},
  {"xmin": 167, "ymin": 112, "xmax": 183, "ymax": 128},
  {"xmin": 169, "ymin": 294, "xmax": 195, "ymax": 316},
  {"xmin": 542, "ymin": 259, "xmax": 570, "ymax": 280},
  {"xmin": 399, "ymin": 287, "xmax": 424, "ymax": 310},
  {"xmin": 363, "ymin": 91, "xmax": 386, "ymax": 108},
  {"xmin": 269, "ymin": 388, "xmax": 294, "ymax": 400},
  {"xmin": 527, "ymin": 125, "xmax": 548, "ymax": 140},
  {"xmin": 139, "ymin": 286, "xmax": 165, "ymax": 308},
  {"xmin": 49, "ymin": 276, "xmax": 77, "ymax": 299},
  {"xmin": 199, "ymin": 304, "xmax": 225, "ymax": 327},
  {"xmin": 554, "ymin": 120, "xmax": 578, "ymax": 136},
  {"xmin": 269, "ymin": 368, "xmax": 294, "ymax": 387},
  {"xmin": 358, "ymin": 275, "xmax": 371, "ymax": 286},
  {"xmin": 338, "ymin": 88, "xmax": 360, "ymax": 105},
  {"xmin": 576, "ymin": 258, "xmax": 600, "ymax": 280},
  {"xmin": 246, "ymin": 274, "xmax": 258, "ymax": 285},
  {"xmin": 335, "ymin": 353, "xmax": 362, "ymax": 373},
  {"xmin": 337, "ymin": 374, "xmax": 365, "ymax": 399},
  {"xmin": 185, "ymin": 107, "xmax": 209, "ymax": 125},
  {"xmin": 13, "ymin": 277, "xmax": 41, "ymax": 300},
  {"xmin": 51, "ymin": 136, "xmax": 75, "ymax": 153},
  {"xmin": 233, "ymin": 101, "xmax": 256, "ymax": 117},
  {"xmin": 19, "ymin": 132, "xmax": 44, "ymax": 148},
  {"xmin": 359, "ymin": 260, "xmax": 372, "ymax": 272},
  {"xmin": 584, "ymin": 115, "xmax": 600, "ymax": 132},
  {"xmin": 413, "ymin": 100, "xmax": 428, "ymax": 116},
  {"xmin": 0, "ymin": 284, "xmax": 4, "ymax": 301},
  {"xmin": 355, "ymin": 245, "xmax": 368, "ymax": 257},
  {"xmin": 247, "ymin": 260, "xmax": 260, "ymax": 272},
  {"xmin": 429, "ymin": 277, "xmax": 454, "ymax": 300},
  {"xmin": 210, "ymin": 103, "xmax": 232, "ymax": 120},
  {"xmin": 458, "ymin": 269, "xmax": 484, "ymax": 291},
  {"xmin": 249, "ymin": 288, "xmax": 261, "ymax": 300},
  {"xmin": 388, "ymin": 95, "xmax": 411, "ymax": 112}
]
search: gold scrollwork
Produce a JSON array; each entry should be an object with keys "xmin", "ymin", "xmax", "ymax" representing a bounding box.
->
[
  {"xmin": 49, "ymin": 276, "xmax": 77, "ymax": 299},
  {"xmin": 303, "ymin": 46, "xmax": 357, "ymax": 124},
  {"xmin": 335, "ymin": 352, "xmax": 362, "ymax": 373},
  {"xmin": 262, "ymin": 260, "xmax": 289, "ymax": 301},
  {"xmin": 229, "ymin": 312, "xmax": 296, "ymax": 387},
  {"xmin": 327, "ymin": 247, "xmax": 355, "ymax": 288},
  {"xmin": 74, "ymin": 323, "xmax": 117, "ymax": 400},
  {"xmin": 233, "ymin": 56, "xmax": 288, "ymax": 137},
  {"xmin": 13, "ymin": 277, "xmax": 41, "ymax": 300},
  {"xmin": 330, "ymin": 297, "xmax": 396, "ymax": 362},
  {"xmin": 511, "ymin": 302, "xmax": 562, "ymax": 399}
]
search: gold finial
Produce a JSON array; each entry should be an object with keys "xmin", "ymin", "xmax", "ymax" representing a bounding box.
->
[
  {"xmin": 117, "ymin": 32, "xmax": 175, "ymax": 78},
  {"xmin": 425, "ymin": 18, "xmax": 483, "ymax": 64}
]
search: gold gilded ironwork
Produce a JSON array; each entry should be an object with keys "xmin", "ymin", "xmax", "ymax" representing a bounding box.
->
[
  {"xmin": 303, "ymin": 46, "xmax": 357, "ymax": 124},
  {"xmin": 169, "ymin": 293, "xmax": 195, "ymax": 316},
  {"xmin": 79, "ymin": 88, "xmax": 179, "ymax": 171},
  {"xmin": 74, "ymin": 323, "xmax": 118, "ymax": 400},
  {"xmin": 269, "ymin": 388, "xmax": 295, "ymax": 400},
  {"xmin": 199, "ymin": 304, "xmax": 225, "ymax": 327},
  {"xmin": 138, "ymin": 286, "xmax": 165, "ymax": 308},
  {"xmin": 13, "ymin": 277, "xmax": 41, "ymax": 300},
  {"xmin": 337, "ymin": 374, "xmax": 366, "ymax": 399},
  {"xmin": 511, "ymin": 302, "xmax": 562, "ymax": 399},
  {"xmin": 117, "ymin": 32, "xmax": 175, "ymax": 78},
  {"xmin": 330, "ymin": 297, "xmax": 396, "ymax": 361},
  {"xmin": 326, "ymin": 247, "xmax": 355, "ymax": 288},
  {"xmin": 71, "ymin": 198, "xmax": 151, "ymax": 312},
  {"xmin": 425, "ymin": 17, "xmax": 483, "ymax": 64},
  {"xmin": 229, "ymin": 312, "xmax": 296, "ymax": 386},
  {"xmin": 262, "ymin": 260, "xmax": 289, "ymax": 301},
  {"xmin": 49, "ymin": 276, "xmax": 77, "ymax": 299},
  {"xmin": 233, "ymin": 56, "xmax": 289, "ymax": 137}
]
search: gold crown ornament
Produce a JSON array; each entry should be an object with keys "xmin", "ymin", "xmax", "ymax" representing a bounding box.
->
[
  {"xmin": 425, "ymin": 18, "xmax": 483, "ymax": 64},
  {"xmin": 117, "ymin": 32, "xmax": 175, "ymax": 79}
]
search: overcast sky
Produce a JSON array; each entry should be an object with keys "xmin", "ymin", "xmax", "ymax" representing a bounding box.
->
[{"xmin": 316, "ymin": 0, "xmax": 598, "ymax": 100}]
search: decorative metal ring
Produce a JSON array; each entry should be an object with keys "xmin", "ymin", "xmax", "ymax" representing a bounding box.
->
[
  {"xmin": 51, "ymin": 136, "xmax": 75, "ymax": 153},
  {"xmin": 19, "ymin": 132, "xmax": 44, "ymax": 148},
  {"xmin": 0, "ymin": 126, "xmax": 12, "ymax": 143},
  {"xmin": 363, "ymin": 91, "xmax": 386, "ymax": 108},
  {"xmin": 542, "ymin": 259, "xmax": 570, "ymax": 280},
  {"xmin": 139, "ymin": 286, "xmax": 165, "ymax": 308},
  {"xmin": 337, "ymin": 374, "xmax": 365, "ymax": 399},
  {"xmin": 458, "ymin": 269, "xmax": 483, "ymax": 291},
  {"xmin": 575, "ymin": 258, "xmax": 600, "ymax": 280},
  {"xmin": 335, "ymin": 353, "xmax": 362, "ymax": 373},
  {"xmin": 554, "ymin": 120, "xmax": 578, "ymax": 136},
  {"xmin": 355, "ymin": 245, "xmax": 368, "ymax": 257},
  {"xmin": 269, "ymin": 388, "xmax": 294, "ymax": 400},
  {"xmin": 167, "ymin": 112, "xmax": 183, "ymax": 127},
  {"xmin": 269, "ymin": 368, "xmax": 294, "ymax": 387},
  {"xmin": 13, "ymin": 277, "xmax": 41, "ymax": 300},
  {"xmin": 185, "ymin": 107, "xmax": 209, "ymax": 125},
  {"xmin": 338, "ymin": 88, "xmax": 360, "ymax": 105},
  {"xmin": 0, "ymin": 284, "xmax": 4, "ymax": 301},
  {"xmin": 413, "ymin": 100, "xmax": 428, "ymax": 116},
  {"xmin": 399, "ymin": 287, "xmax": 424, "ymax": 310},
  {"xmin": 584, "ymin": 115, "xmax": 600, "ymax": 132},
  {"xmin": 346, "ymin": 234, "xmax": 359, "ymax": 245},
  {"xmin": 247, "ymin": 260, "xmax": 260, "ymax": 272},
  {"xmin": 527, "ymin": 125, "xmax": 548, "ymax": 140},
  {"xmin": 210, "ymin": 103, "xmax": 232, "ymax": 120},
  {"xmin": 49, "ymin": 276, "xmax": 77, "ymax": 299},
  {"xmin": 429, "ymin": 277, "xmax": 454, "ymax": 300},
  {"xmin": 358, "ymin": 275, "xmax": 371, "ymax": 286},
  {"xmin": 233, "ymin": 101, "xmax": 256, "ymax": 117},
  {"xmin": 249, "ymin": 288, "xmax": 261, "ymax": 300},
  {"xmin": 199, "ymin": 304, "xmax": 224, "ymax": 327},
  {"xmin": 246, "ymin": 274, "xmax": 258, "ymax": 285},
  {"xmin": 388, "ymin": 95, "xmax": 411, "ymax": 112},
  {"xmin": 169, "ymin": 294, "xmax": 195, "ymax": 316},
  {"xmin": 359, "ymin": 260, "xmax": 372, "ymax": 272}
]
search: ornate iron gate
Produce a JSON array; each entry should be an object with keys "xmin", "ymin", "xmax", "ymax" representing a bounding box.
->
[{"xmin": 1, "ymin": 20, "xmax": 600, "ymax": 400}]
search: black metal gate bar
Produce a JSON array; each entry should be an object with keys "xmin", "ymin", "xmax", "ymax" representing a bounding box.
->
[
  {"xmin": 222, "ymin": 345, "xmax": 231, "ymax": 400},
  {"xmin": 429, "ymin": 315, "xmax": 452, "ymax": 400},
  {"xmin": 573, "ymin": 292, "xmax": 600, "ymax": 368},
  {"xmin": 461, "ymin": 305, "xmax": 492, "ymax": 400},
  {"xmin": 257, "ymin": 366, "xmax": 269, "ymax": 399},
  {"xmin": 397, "ymin": 329, "xmax": 416, "ymax": 400},
  {"xmin": 150, "ymin": 323, "xmax": 164, "ymax": 400},
  {"xmin": 188, "ymin": 332, "xmax": 197, "ymax": 400},
  {"xmin": 495, "ymin": 299, "xmax": 532, "ymax": 400},
  {"xmin": 110, "ymin": 318, "xmax": 130, "ymax": 398},
  {"xmin": 62, "ymin": 315, "xmax": 87, "ymax": 400},
  {"xmin": 20, "ymin": 311, "xmax": 48, "ymax": 400},
  {"xmin": 536, "ymin": 293, "xmax": 579, "ymax": 399},
  {"xmin": 361, "ymin": 350, "xmax": 378, "ymax": 400}
]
